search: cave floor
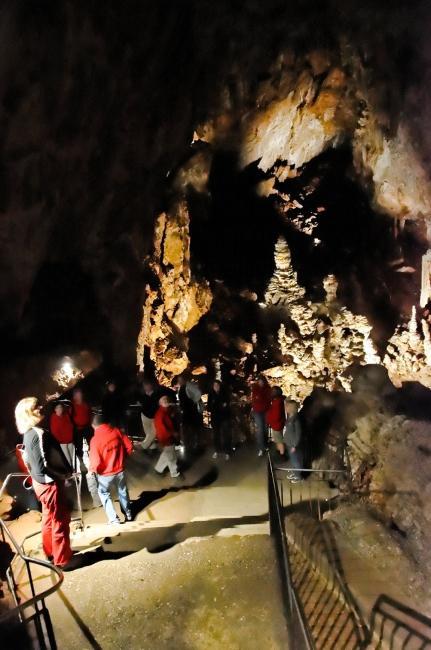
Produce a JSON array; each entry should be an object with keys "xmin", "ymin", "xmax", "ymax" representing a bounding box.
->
[
  {"xmin": 3, "ymin": 444, "xmax": 430, "ymax": 647},
  {"xmin": 8, "ymin": 446, "xmax": 290, "ymax": 649}
]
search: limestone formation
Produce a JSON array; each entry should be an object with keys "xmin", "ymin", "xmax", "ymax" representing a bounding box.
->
[
  {"xmin": 241, "ymin": 67, "xmax": 355, "ymax": 172},
  {"xmin": 265, "ymin": 237, "xmax": 431, "ymax": 398},
  {"xmin": 383, "ymin": 307, "xmax": 431, "ymax": 389},
  {"xmin": 264, "ymin": 238, "xmax": 380, "ymax": 402},
  {"xmin": 352, "ymin": 105, "xmax": 431, "ymax": 224},
  {"xmin": 136, "ymin": 200, "xmax": 212, "ymax": 383},
  {"xmin": 346, "ymin": 410, "xmax": 431, "ymax": 604}
]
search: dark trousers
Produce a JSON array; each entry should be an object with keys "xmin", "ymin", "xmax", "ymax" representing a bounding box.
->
[
  {"xmin": 182, "ymin": 413, "xmax": 203, "ymax": 450},
  {"xmin": 212, "ymin": 419, "xmax": 232, "ymax": 453},
  {"xmin": 74, "ymin": 425, "xmax": 92, "ymax": 458}
]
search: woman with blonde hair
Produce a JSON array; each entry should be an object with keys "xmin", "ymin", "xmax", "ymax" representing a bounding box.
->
[{"xmin": 15, "ymin": 397, "xmax": 78, "ymax": 570}]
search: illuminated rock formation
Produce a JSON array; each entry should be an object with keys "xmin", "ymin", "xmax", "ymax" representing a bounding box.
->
[
  {"xmin": 241, "ymin": 65, "xmax": 356, "ymax": 173},
  {"xmin": 352, "ymin": 105, "xmax": 431, "ymax": 224},
  {"xmin": 264, "ymin": 237, "xmax": 380, "ymax": 402},
  {"xmin": 383, "ymin": 307, "xmax": 431, "ymax": 389},
  {"xmin": 265, "ymin": 236, "xmax": 431, "ymax": 398},
  {"xmin": 137, "ymin": 200, "xmax": 212, "ymax": 383}
]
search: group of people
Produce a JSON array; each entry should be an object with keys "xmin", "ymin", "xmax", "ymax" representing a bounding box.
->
[
  {"xmin": 251, "ymin": 375, "xmax": 303, "ymax": 480},
  {"xmin": 13, "ymin": 372, "xmax": 303, "ymax": 571}
]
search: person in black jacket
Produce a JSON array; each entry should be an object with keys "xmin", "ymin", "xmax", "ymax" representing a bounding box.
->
[
  {"xmin": 139, "ymin": 379, "xmax": 161, "ymax": 450},
  {"xmin": 101, "ymin": 380, "xmax": 126, "ymax": 427},
  {"xmin": 15, "ymin": 397, "xmax": 81, "ymax": 570},
  {"xmin": 173, "ymin": 374, "xmax": 204, "ymax": 451},
  {"xmin": 208, "ymin": 380, "xmax": 232, "ymax": 460}
]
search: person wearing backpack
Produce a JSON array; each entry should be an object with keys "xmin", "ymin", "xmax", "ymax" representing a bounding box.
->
[{"xmin": 15, "ymin": 397, "xmax": 81, "ymax": 571}]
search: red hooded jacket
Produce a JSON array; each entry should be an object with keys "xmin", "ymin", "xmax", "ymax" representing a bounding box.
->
[
  {"xmin": 266, "ymin": 397, "xmax": 286, "ymax": 432},
  {"xmin": 251, "ymin": 382, "xmax": 272, "ymax": 413},
  {"xmin": 72, "ymin": 400, "xmax": 92, "ymax": 428},
  {"xmin": 154, "ymin": 406, "xmax": 177, "ymax": 447},
  {"xmin": 89, "ymin": 424, "xmax": 133, "ymax": 476},
  {"xmin": 50, "ymin": 412, "xmax": 74, "ymax": 444}
]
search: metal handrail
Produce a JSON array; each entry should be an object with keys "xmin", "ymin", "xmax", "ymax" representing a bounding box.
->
[
  {"xmin": 267, "ymin": 454, "xmax": 315, "ymax": 649},
  {"xmin": 270, "ymin": 456, "xmax": 431, "ymax": 649},
  {"xmin": 0, "ymin": 472, "xmax": 63, "ymax": 648},
  {"xmin": 0, "ymin": 472, "xmax": 32, "ymax": 500},
  {"xmin": 275, "ymin": 467, "xmax": 349, "ymax": 474}
]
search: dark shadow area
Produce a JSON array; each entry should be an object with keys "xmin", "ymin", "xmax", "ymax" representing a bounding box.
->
[
  {"xmin": 190, "ymin": 150, "xmax": 280, "ymax": 295},
  {"xmin": 273, "ymin": 147, "xmax": 424, "ymax": 346},
  {"xmin": 389, "ymin": 381, "xmax": 431, "ymax": 421},
  {"xmin": 18, "ymin": 261, "xmax": 108, "ymax": 355},
  {"xmin": 129, "ymin": 465, "xmax": 219, "ymax": 520},
  {"xmin": 73, "ymin": 512, "xmax": 269, "ymax": 558},
  {"xmin": 55, "ymin": 585, "xmax": 103, "ymax": 650}
]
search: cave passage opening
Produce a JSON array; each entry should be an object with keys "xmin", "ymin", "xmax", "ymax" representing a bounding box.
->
[{"xmin": 185, "ymin": 146, "xmax": 422, "ymax": 377}]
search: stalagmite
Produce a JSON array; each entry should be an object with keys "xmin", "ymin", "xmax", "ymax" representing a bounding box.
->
[
  {"xmin": 383, "ymin": 305, "xmax": 431, "ymax": 389},
  {"xmin": 264, "ymin": 237, "xmax": 381, "ymax": 402}
]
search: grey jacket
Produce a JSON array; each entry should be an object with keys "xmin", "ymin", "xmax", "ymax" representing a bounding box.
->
[{"xmin": 283, "ymin": 414, "xmax": 302, "ymax": 448}]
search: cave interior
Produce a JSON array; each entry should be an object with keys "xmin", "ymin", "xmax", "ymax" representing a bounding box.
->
[{"xmin": 1, "ymin": 0, "xmax": 431, "ymax": 626}]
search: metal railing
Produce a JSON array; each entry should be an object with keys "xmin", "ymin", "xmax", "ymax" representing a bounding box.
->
[
  {"xmin": 369, "ymin": 595, "xmax": 431, "ymax": 649},
  {"xmin": 274, "ymin": 466, "xmax": 351, "ymax": 521},
  {"xmin": 268, "ymin": 455, "xmax": 369, "ymax": 649},
  {"xmin": 0, "ymin": 474, "xmax": 63, "ymax": 649},
  {"xmin": 268, "ymin": 455, "xmax": 431, "ymax": 649},
  {"xmin": 268, "ymin": 455, "xmax": 315, "ymax": 649}
]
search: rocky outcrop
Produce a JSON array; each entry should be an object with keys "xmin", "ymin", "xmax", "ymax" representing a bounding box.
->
[
  {"xmin": 137, "ymin": 200, "xmax": 212, "ymax": 382},
  {"xmin": 352, "ymin": 108, "xmax": 431, "ymax": 224},
  {"xmin": 346, "ymin": 410, "xmax": 431, "ymax": 599},
  {"xmin": 241, "ymin": 63, "xmax": 356, "ymax": 173}
]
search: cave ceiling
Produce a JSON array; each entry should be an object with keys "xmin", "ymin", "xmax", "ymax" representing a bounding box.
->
[{"xmin": 1, "ymin": 0, "xmax": 431, "ymax": 433}]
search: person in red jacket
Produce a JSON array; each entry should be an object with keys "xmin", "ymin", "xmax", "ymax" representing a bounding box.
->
[
  {"xmin": 251, "ymin": 375, "xmax": 272, "ymax": 456},
  {"xmin": 50, "ymin": 402, "xmax": 76, "ymax": 470},
  {"xmin": 266, "ymin": 386, "xmax": 286, "ymax": 454},
  {"xmin": 154, "ymin": 396, "xmax": 180, "ymax": 478},
  {"xmin": 89, "ymin": 416, "xmax": 134, "ymax": 524},
  {"xmin": 71, "ymin": 388, "xmax": 92, "ymax": 458}
]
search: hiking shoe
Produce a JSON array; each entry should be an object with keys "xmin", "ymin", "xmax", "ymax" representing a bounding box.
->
[{"xmin": 58, "ymin": 555, "xmax": 85, "ymax": 572}]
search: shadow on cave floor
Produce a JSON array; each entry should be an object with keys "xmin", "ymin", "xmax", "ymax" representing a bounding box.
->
[
  {"xmin": 128, "ymin": 465, "xmax": 220, "ymax": 520},
  {"xmin": 72, "ymin": 511, "xmax": 269, "ymax": 564}
]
